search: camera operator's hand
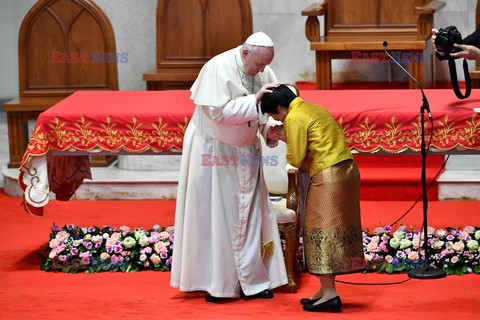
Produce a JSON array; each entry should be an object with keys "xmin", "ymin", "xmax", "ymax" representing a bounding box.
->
[
  {"xmin": 450, "ymin": 43, "xmax": 480, "ymax": 61},
  {"xmin": 431, "ymin": 28, "xmax": 448, "ymax": 57},
  {"xmin": 431, "ymin": 28, "xmax": 439, "ymax": 51}
]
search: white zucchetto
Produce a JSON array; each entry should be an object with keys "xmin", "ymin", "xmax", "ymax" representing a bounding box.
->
[{"xmin": 244, "ymin": 32, "xmax": 274, "ymax": 47}]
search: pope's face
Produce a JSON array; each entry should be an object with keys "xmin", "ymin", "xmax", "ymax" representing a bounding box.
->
[{"xmin": 241, "ymin": 47, "xmax": 274, "ymax": 76}]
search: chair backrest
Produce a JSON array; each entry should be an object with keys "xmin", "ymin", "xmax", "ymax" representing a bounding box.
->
[
  {"xmin": 324, "ymin": 0, "xmax": 431, "ymax": 40},
  {"xmin": 262, "ymin": 137, "xmax": 288, "ymax": 196},
  {"xmin": 156, "ymin": 0, "xmax": 252, "ymax": 71},
  {"xmin": 18, "ymin": 0, "xmax": 118, "ymax": 97}
]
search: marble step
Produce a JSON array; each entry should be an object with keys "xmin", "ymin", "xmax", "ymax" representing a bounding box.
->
[{"xmin": 3, "ymin": 155, "xmax": 480, "ymax": 201}]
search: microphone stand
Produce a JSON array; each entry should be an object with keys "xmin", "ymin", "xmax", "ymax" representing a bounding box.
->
[{"xmin": 383, "ymin": 42, "xmax": 446, "ymax": 279}]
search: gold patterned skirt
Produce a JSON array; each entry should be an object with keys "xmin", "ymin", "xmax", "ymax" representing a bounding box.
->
[{"xmin": 303, "ymin": 159, "xmax": 365, "ymax": 275}]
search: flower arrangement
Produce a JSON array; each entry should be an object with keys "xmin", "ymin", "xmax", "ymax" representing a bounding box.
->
[
  {"xmin": 40, "ymin": 222, "xmax": 479, "ymax": 276},
  {"xmin": 40, "ymin": 223, "xmax": 174, "ymax": 273},
  {"xmin": 362, "ymin": 225, "xmax": 480, "ymax": 275}
]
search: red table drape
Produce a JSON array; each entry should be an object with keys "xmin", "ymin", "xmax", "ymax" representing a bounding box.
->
[{"xmin": 19, "ymin": 89, "xmax": 480, "ymax": 216}]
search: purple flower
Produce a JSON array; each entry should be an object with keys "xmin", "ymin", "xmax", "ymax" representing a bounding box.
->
[
  {"xmin": 83, "ymin": 242, "xmax": 93, "ymax": 250},
  {"xmin": 160, "ymin": 251, "xmax": 168, "ymax": 259}
]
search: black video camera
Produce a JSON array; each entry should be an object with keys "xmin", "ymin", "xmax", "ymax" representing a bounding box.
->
[{"xmin": 434, "ymin": 26, "xmax": 462, "ymax": 54}]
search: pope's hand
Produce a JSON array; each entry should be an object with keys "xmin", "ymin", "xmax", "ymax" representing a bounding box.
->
[
  {"xmin": 256, "ymin": 83, "xmax": 278, "ymax": 102},
  {"xmin": 267, "ymin": 125, "xmax": 286, "ymax": 142}
]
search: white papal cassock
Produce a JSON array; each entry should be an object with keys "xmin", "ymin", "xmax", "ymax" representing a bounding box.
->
[{"xmin": 170, "ymin": 46, "xmax": 288, "ymax": 297}]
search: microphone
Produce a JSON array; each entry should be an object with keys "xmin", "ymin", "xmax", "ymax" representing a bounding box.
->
[{"xmin": 383, "ymin": 41, "xmax": 432, "ymax": 121}]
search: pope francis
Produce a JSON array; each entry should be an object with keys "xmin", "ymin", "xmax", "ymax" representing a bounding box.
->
[{"xmin": 170, "ymin": 32, "xmax": 288, "ymax": 302}]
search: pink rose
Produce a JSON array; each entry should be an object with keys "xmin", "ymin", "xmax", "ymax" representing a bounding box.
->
[
  {"xmin": 453, "ymin": 241, "xmax": 465, "ymax": 253},
  {"xmin": 150, "ymin": 254, "xmax": 161, "ymax": 265},
  {"xmin": 408, "ymin": 251, "xmax": 419, "ymax": 260},
  {"xmin": 367, "ymin": 242, "xmax": 378, "ymax": 253},
  {"xmin": 110, "ymin": 232, "xmax": 121, "ymax": 240},
  {"xmin": 463, "ymin": 226, "xmax": 475, "ymax": 234},
  {"xmin": 49, "ymin": 239, "xmax": 61, "ymax": 249},
  {"xmin": 458, "ymin": 231, "xmax": 469, "ymax": 241},
  {"xmin": 55, "ymin": 231, "xmax": 69, "ymax": 242},
  {"xmin": 154, "ymin": 242, "xmax": 167, "ymax": 254},
  {"xmin": 159, "ymin": 231, "xmax": 170, "ymax": 240}
]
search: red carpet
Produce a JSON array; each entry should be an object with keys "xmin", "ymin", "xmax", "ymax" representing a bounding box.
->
[{"xmin": 1, "ymin": 189, "xmax": 479, "ymax": 319}]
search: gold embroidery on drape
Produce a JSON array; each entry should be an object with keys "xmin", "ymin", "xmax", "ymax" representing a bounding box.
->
[{"xmin": 304, "ymin": 225, "xmax": 363, "ymax": 274}]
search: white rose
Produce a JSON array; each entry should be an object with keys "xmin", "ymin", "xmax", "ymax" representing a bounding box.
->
[
  {"xmin": 122, "ymin": 236, "xmax": 136, "ymax": 249},
  {"xmin": 474, "ymin": 230, "xmax": 480, "ymax": 240},
  {"xmin": 134, "ymin": 230, "xmax": 146, "ymax": 240},
  {"xmin": 466, "ymin": 240, "xmax": 479, "ymax": 252},
  {"xmin": 399, "ymin": 239, "xmax": 412, "ymax": 250},
  {"xmin": 393, "ymin": 230, "xmax": 405, "ymax": 240},
  {"xmin": 390, "ymin": 238, "xmax": 401, "ymax": 249},
  {"xmin": 139, "ymin": 235, "xmax": 149, "ymax": 247}
]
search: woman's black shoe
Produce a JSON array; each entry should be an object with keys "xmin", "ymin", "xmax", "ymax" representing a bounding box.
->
[
  {"xmin": 205, "ymin": 292, "xmax": 223, "ymax": 302},
  {"xmin": 300, "ymin": 297, "xmax": 321, "ymax": 305},
  {"xmin": 302, "ymin": 296, "xmax": 342, "ymax": 313}
]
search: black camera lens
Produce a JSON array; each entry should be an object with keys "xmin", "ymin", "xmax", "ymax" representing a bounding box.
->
[{"xmin": 435, "ymin": 26, "xmax": 462, "ymax": 54}]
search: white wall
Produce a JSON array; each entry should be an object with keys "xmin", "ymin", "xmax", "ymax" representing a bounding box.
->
[{"xmin": 0, "ymin": 0, "xmax": 477, "ymax": 98}]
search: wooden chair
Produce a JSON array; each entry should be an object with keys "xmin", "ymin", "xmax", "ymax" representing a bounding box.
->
[
  {"xmin": 301, "ymin": 0, "xmax": 445, "ymax": 90},
  {"xmin": 3, "ymin": 0, "xmax": 118, "ymax": 168},
  {"xmin": 470, "ymin": 0, "xmax": 480, "ymax": 88},
  {"xmin": 262, "ymin": 131, "xmax": 302, "ymax": 293},
  {"xmin": 143, "ymin": 0, "xmax": 252, "ymax": 90}
]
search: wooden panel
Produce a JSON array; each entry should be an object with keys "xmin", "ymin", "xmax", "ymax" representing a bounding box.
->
[
  {"xmin": 7, "ymin": 0, "xmax": 119, "ymax": 167},
  {"xmin": 158, "ymin": 0, "xmax": 252, "ymax": 67},
  {"xmin": 379, "ymin": 0, "xmax": 423, "ymax": 26},
  {"xmin": 68, "ymin": 10, "xmax": 109, "ymax": 87},
  {"xmin": 26, "ymin": 10, "xmax": 67, "ymax": 87},
  {"xmin": 330, "ymin": 0, "xmax": 378, "ymax": 27},
  {"xmin": 19, "ymin": 0, "xmax": 118, "ymax": 96},
  {"xmin": 148, "ymin": 0, "xmax": 252, "ymax": 90},
  {"xmin": 205, "ymin": 0, "xmax": 247, "ymax": 56},
  {"xmin": 161, "ymin": 0, "xmax": 205, "ymax": 62}
]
